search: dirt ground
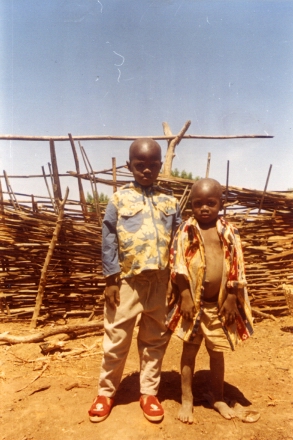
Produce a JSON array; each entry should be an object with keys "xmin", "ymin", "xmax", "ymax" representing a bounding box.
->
[{"xmin": 0, "ymin": 315, "xmax": 292, "ymax": 440}]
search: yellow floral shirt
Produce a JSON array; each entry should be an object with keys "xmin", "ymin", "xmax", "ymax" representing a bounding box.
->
[{"xmin": 102, "ymin": 181, "xmax": 181, "ymax": 278}]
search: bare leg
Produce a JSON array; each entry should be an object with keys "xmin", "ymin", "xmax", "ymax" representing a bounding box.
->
[
  {"xmin": 178, "ymin": 342, "xmax": 200, "ymax": 424},
  {"xmin": 207, "ymin": 348, "xmax": 235, "ymax": 420}
]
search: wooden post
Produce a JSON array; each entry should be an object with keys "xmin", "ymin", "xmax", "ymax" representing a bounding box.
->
[
  {"xmin": 258, "ymin": 164, "xmax": 272, "ymax": 214},
  {"xmin": 3, "ymin": 170, "xmax": 19, "ymax": 210},
  {"xmin": 0, "ymin": 179, "xmax": 4, "ymax": 215},
  {"xmin": 68, "ymin": 133, "xmax": 87, "ymax": 215},
  {"xmin": 30, "ymin": 187, "xmax": 69, "ymax": 329},
  {"xmin": 179, "ymin": 184, "xmax": 191, "ymax": 213},
  {"xmin": 162, "ymin": 120, "xmax": 191, "ymax": 176},
  {"xmin": 49, "ymin": 139, "xmax": 62, "ymax": 202},
  {"xmin": 42, "ymin": 165, "xmax": 57, "ymax": 213},
  {"xmin": 205, "ymin": 152, "xmax": 211, "ymax": 178},
  {"xmin": 112, "ymin": 157, "xmax": 117, "ymax": 193},
  {"xmin": 79, "ymin": 144, "xmax": 102, "ymax": 226},
  {"xmin": 31, "ymin": 195, "xmax": 38, "ymax": 213},
  {"xmin": 224, "ymin": 160, "xmax": 229, "ymax": 216}
]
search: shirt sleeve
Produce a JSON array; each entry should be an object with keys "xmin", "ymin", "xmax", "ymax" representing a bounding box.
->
[
  {"xmin": 102, "ymin": 200, "xmax": 120, "ymax": 277},
  {"xmin": 226, "ymin": 226, "xmax": 247, "ymax": 289},
  {"xmin": 173, "ymin": 202, "xmax": 182, "ymax": 236},
  {"xmin": 170, "ymin": 222, "xmax": 190, "ymax": 281}
]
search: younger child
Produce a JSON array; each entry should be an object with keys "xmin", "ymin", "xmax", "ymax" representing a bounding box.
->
[
  {"xmin": 167, "ymin": 178, "xmax": 253, "ymax": 423},
  {"xmin": 88, "ymin": 138, "xmax": 181, "ymax": 423}
]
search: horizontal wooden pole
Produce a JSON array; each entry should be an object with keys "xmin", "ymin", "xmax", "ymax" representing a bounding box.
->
[{"xmin": 0, "ymin": 134, "xmax": 274, "ymax": 141}]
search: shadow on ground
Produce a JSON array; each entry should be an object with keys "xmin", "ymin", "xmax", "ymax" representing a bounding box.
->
[{"xmin": 113, "ymin": 369, "xmax": 251, "ymax": 410}]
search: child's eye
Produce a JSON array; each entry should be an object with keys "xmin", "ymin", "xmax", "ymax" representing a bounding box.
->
[{"xmin": 150, "ymin": 163, "xmax": 161, "ymax": 169}]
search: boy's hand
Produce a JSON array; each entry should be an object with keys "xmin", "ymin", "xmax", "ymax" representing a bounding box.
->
[
  {"xmin": 180, "ymin": 288, "xmax": 195, "ymax": 321},
  {"xmin": 166, "ymin": 279, "xmax": 179, "ymax": 309},
  {"xmin": 104, "ymin": 273, "xmax": 120, "ymax": 308},
  {"xmin": 218, "ymin": 293, "xmax": 238, "ymax": 326},
  {"xmin": 175, "ymin": 274, "xmax": 194, "ymax": 321},
  {"xmin": 104, "ymin": 285, "xmax": 120, "ymax": 308}
]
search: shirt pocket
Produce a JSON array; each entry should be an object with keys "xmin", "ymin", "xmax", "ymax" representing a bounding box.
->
[
  {"xmin": 156, "ymin": 204, "xmax": 177, "ymax": 232},
  {"xmin": 118, "ymin": 205, "xmax": 144, "ymax": 233}
]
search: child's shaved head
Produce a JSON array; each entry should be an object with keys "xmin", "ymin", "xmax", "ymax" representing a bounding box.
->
[
  {"xmin": 127, "ymin": 138, "xmax": 162, "ymax": 187},
  {"xmin": 129, "ymin": 138, "xmax": 161, "ymax": 162},
  {"xmin": 191, "ymin": 178, "xmax": 223, "ymax": 201}
]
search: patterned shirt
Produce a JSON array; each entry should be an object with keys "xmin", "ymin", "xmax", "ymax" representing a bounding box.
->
[
  {"xmin": 102, "ymin": 181, "xmax": 181, "ymax": 278},
  {"xmin": 167, "ymin": 216, "xmax": 253, "ymax": 350}
]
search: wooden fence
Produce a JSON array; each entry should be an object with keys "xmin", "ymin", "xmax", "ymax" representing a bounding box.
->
[{"xmin": 0, "ymin": 126, "xmax": 292, "ymax": 324}]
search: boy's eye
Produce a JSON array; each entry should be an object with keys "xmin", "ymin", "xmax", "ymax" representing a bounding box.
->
[
  {"xmin": 135, "ymin": 162, "xmax": 161, "ymax": 170},
  {"xmin": 192, "ymin": 200, "xmax": 217, "ymax": 208}
]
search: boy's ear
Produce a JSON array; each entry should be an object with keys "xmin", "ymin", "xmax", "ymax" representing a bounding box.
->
[{"xmin": 126, "ymin": 160, "xmax": 131, "ymax": 171}]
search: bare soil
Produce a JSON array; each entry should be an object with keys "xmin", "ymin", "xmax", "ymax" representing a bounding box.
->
[{"xmin": 0, "ymin": 315, "xmax": 293, "ymax": 440}]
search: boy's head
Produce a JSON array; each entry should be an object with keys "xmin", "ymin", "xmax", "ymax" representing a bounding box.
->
[
  {"xmin": 190, "ymin": 178, "xmax": 223, "ymax": 227},
  {"xmin": 127, "ymin": 138, "xmax": 162, "ymax": 187}
]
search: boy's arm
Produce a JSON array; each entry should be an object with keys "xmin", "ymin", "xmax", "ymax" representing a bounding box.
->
[
  {"xmin": 218, "ymin": 287, "xmax": 238, "ymax": 326},
  {"xmin": 176, "ymin": 274, "xmax": 195, "ymax": 321},
  {"xmin": 219, "ymin": 226, "xmax": 246, "ymax": 326},
  {"xmin": 102, "ymin": 200, "xmax": 120, "ymax": 276},
  {"xmin": 104, "ymin": 273, "xmax": 121, "ymax": 308},
  {"xmin": 102, "ymin": 200, "xmax": 121, "ymax": 308}
]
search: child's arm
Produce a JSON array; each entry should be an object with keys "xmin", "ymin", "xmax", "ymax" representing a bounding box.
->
[
  {"xmin": 176, "ymin": 274, "xmax": 195, "ymax": 321},
  {"xmin": 218, "ymin": 287, "xmax": 238, "ymax": 326},
  {"xmin": 104, "ymin": 273, "xmax": 121, "ymax": 308},
  {"xmin": 102, "ymin": 199, "xmax": 121, "ymax": 309},
  {"xmin": 219, "ymin": 224, "xmax": 247, "ymax": 326}
]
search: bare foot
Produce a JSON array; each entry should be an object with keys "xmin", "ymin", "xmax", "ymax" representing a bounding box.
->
[
  {"xmin": 177, "ymin": 399, "xmax": 194, "ymax": 424},
  {"xmin": 213, "ymin": 401, "xmax": 236, "ymax": 420},
  {"xmin": 204, "ymin": 392, "xmax": 235, "ymax": 420}
]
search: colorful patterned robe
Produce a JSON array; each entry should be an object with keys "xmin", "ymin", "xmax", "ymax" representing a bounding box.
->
[{"xmin": 166, "ymin": 216, "xmax": 253, "ymax": 350}]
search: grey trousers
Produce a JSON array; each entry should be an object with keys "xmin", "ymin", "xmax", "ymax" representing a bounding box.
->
[{"xmin": 98, "ymin": 268, "xmax": 171, "ymax": 397}]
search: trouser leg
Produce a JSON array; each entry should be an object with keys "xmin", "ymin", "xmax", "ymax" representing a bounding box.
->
[
  {"xmin": 137, "ymin": 269, "xmax": 171, "ymax": 396},
  {"xmin": 98, "ymin": 278, "xmax": 142, "ymax": 397}
]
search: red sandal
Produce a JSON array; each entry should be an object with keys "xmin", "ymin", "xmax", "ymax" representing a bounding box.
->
[
  {"xmin": 88, "ymin": 395, "xmax": 114, "ymax": 422},
  {"xmin": 140, "ymin": 395, "xmax": 164, "ymax": 422}
]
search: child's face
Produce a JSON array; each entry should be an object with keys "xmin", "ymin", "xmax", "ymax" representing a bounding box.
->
[
  {"xmin": 127, "ymin": 145, "xmax": 162, "ymax": 187},
  {"xmin": 191, "ymin": 184, "xmax": 222, "ymax": 226}
]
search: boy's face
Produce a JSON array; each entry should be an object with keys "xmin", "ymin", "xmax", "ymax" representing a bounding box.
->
[
  {"xmin": 191, "ymin": 183, "xmax": 222, "ymax": 227},
  {"xmin": 127, "ymin": 143, "xmax": 162, "ymax": 187}
]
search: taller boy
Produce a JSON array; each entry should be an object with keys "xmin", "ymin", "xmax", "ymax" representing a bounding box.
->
[{"xmin": 89, "ymin": 138, "xmax": 181, "ymax": 423}]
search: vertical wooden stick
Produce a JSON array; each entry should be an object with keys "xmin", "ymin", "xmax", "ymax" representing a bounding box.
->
[
  {"xmin": 79, "ymin": 144, "xmax": 102, "ymax": 226},
  {"xmin": 78, "ymin": 142, "xmax": 97, "ymax": 214},
  {"xmin": 49, "ymin": 139, "xmax": 62, "ymax": 202},
  {"xmin": 0, "ymin": 179, "xmax": 4, "ymax": 216},
  {"xmin": 205, "ymin": 152, "xmax": 211, "ymax": 178},
  {"xmin": 112, "ymin": 157, "xmax": 117, "ymax": 193},
  {"xmin": 258, "ymin": 164, "xmax": 272, "ymax": 214},
  {"xmin": 42, "ymin": 165, "xmax": 57, "ymax": 213},
  {"xmin": 3, "ymin": 170, "xmax": 19, "ymax": 210},
  {"xmin": 224, "ymin": 160, "xmax": 229, "ymax": 216},
  {"xmin": 68, "ymin": 133, "xmax": 87, "ymax": 215},
  {"xmin": 30, "ymin": 187, "xmax": 69, "ymax": 329}
]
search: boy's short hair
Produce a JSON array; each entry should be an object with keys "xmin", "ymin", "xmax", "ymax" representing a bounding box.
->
[
  {"xmin": 129, "ymin": 138, "xmax": 161, "ymax": 161},
  {"xmin": 190, "ymin": 178, "xmax": 223, "ymax": 200}
]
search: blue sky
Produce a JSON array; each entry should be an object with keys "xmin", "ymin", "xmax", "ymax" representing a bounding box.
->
[{"xmin": 1, "ymin": 0, "xmax": 293, "ymax": 201}]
